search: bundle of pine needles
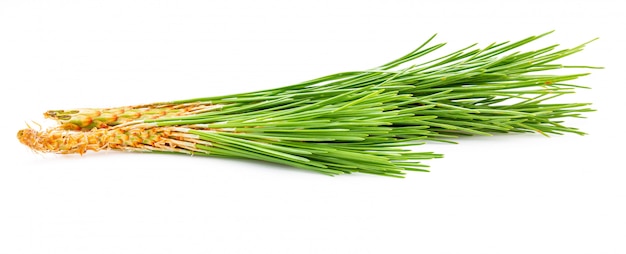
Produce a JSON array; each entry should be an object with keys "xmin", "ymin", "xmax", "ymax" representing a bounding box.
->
[{"xmin": 17, "ymin": 32, "xmax": 598, "ymax": 177}]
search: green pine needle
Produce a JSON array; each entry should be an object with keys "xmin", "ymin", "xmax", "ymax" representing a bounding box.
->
[{"xmin": 18, "ymin": 31, "xmax": 599, "ymax": 177}]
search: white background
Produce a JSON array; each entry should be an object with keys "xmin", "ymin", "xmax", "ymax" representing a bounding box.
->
[{"xmin": 1, "ymin": 0, "xmax": 624, "ymax": 253}]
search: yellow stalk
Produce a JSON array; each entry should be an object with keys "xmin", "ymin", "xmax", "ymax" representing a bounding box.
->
[{"xmin": 16, "ymin": 126, "xmax": 204, "ymax": 155}]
